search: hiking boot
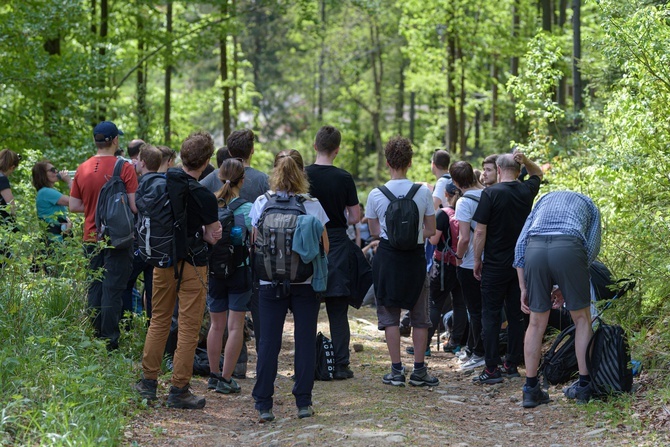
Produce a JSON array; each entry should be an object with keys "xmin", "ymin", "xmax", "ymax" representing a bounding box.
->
[
  {"xmin": 258, "ymin": 408, "xmax": 275, "ymax": 423},
  {"xmin": 460, "ymin": 354, "xmax": 486, "ymax": 371},
  {"xmin": 472, "ymin": 367, "xmax": 504, "ymax": 384},
  {"xmin": 382, "ymin": 366, "xmax": 406, "ymax": 387},
  {"xmin": 216, "ymin": 377, "xmax": 241, "ymax": 394},
  {"xmin": 405, "ymin": 346, "xmax": 431, "ymax": 357},
  {"xmin": 297, "ymin": 406, "xmax": 315, "ymax": 419},
  {"xmin": 207, "ymin": 372, "xmax": 222, "ymax": 390},
  {"xmin": 233, "ymin": 362, "xmax": 247, "ymax": 380},
  {"xmin": 166, "ymin": 384, "xmax": 206, "ymax": 409},
  {"xmin": 442, "ymin": 341, "xmax": 461, "ymax": 354},
  {"xmin": 134, "ymin": 378, "xmax": 158, "ymax": 402},
  {"xmin": 563, "ymin": 380, "xmax": 593, "ymax": 404},
  {"xmin": 333, "ymin": 365, "xmax": 354, "ymax": 380},
  {"xmin": 501, "ymin": 362, "xmax": 521, "ymax": 378},
  {"xmin": 409, "ymin": 366, "xmax": 439, "ymax": 387},
  {"xmin": 523, "ymin": 383, "xmax": 551, "ymax": 408}
]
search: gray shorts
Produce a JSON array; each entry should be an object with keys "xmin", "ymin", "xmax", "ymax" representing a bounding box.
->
[
  {"xmin": 377, "ymin": 273, "xmax": 431, "ymax": 330},
  {"xmin": 524, "ymin": 235, "xmax": 591, "ymax": 313}
]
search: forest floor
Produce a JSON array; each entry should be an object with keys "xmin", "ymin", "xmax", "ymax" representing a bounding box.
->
[{"xmin": 126, "ymin": 306, "xmax": 669, "ymax": 447}]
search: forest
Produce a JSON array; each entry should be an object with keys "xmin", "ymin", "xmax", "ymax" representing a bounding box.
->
[{"xmin": 1, "ymin": 0, "xmax": 670, "ymax": 444}]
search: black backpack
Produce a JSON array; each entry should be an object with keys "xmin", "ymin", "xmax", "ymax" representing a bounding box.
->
[
  {"xmin": 209, "ymin": 198, "xmax": 249, "ymax": 280},
  {"xmin": 315, "ymin": 332, "xmax": 335, "ymax": 381},
  {"xmin": 539, "ymin": 324, "xmax": 579, "ymax": 386},
  {"xmin": 586, "ymin": 318, "xmax": 633, "ymax": 397},
  {"xmin": 253, "ymin": 193, "xmax": 313, "ymax": 283},
  {"xmin": 95, "ymin": 158, "xmax": 135, "ymax": 249},
  {"xmin": 377, "ymin": 183, "xmax": 421, "ymax": 251}
]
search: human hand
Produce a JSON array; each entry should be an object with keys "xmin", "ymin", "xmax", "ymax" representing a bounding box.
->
[
  {"xmin": 59, "ymin": 170, "xmax": 71, "ymax": 183},
  {"xmin": 473, "ymin": 259, "xmax": 482, "ymax": 281},
  {"xmin": 520, "ymin": 288, "xmax": 530, "ymax": 314},
  {"xmin": 513, "ymin": 151, "xmax": 527, "ymax": 166}
]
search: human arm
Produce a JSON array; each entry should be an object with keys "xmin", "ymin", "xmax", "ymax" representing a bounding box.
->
[
  {"xmin": 321, "ymin": 228, "xmax": 329, "ymax": 254},
  {"xmin": 0, "ymin": 188, "xmax": 16, "ymax": 215},
  {"xmin": 513, "ymin": 152, "xmax": 543, "ymax": 180},
  {"xmin": 517, "ymin": 267, "xmax": 530, "ymax": 314},
  {"xmin": 203, "ymin": 220, "xmax": 222, "ymax": 245},
  {"xmin": 433, "ymin": 196, "xmax": 442, "ymax": 210},
  {"xmin": 473, "ymin": 223, "xmax": 487, "ymax": 280},
  {"xmin": 58, "ymin": 170, "xmax": 73, "ymax": 189},
  {"xmin": 455, "ymin": 221, "xmax": 470, "ymax": 266},
  {"xmin": 422, "ymin": 213, "xmax": 436, "ymax": 239},
  {"xmin": 429, "ymin": 227, "xmax": 443, "ymax": 246},
  {"xmin": 346, "ymin": 204, "xmax": 360, "ymax": 225},
  {"xmin": 368, "ymin": 218, "xmax": 380, "ymax": 239},
  {"xmin": 354, "ymin": 224, "xmax": 361, "ymax": 247},
  {"xmin": 56, "ymin": 194, "xmax": 70, "ymax": 206},
  {"xmin": 69, "ymin": 196, "xmax": 84, "ymax": 213},
  {"xmin": 127, "ymin": 192, "xmax": 138, "ymax": 214}
]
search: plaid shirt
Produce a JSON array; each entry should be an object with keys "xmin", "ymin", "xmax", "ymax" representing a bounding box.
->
[{"xmin": 513, "ymin": 191, "xmax": 601, "ymax": 268}]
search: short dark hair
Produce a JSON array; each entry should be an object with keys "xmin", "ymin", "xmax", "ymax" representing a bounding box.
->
[
  {"xmin": 432, "ymin": 149, "xmax": 450, "ymax": 170},
  {"xmin": 139, "ymin": 144, "xmax": 162, "ymax": 172},
  {"xmin": 157, "ymin": 145, "xmax": 176, "ymax": 164},
  {"xmin": 384, "ymin": 136, "xmax": 413, "ymax": 170},
  {"xmin": 314, "ymin": 125, "xmax": 341, "ymax": 154},
  {"xmin": 449, "ymin": 161, "xmax": 477, "ymax": 189},
  {"xmin": 226, "ymin": 129, "xmax": 254, "ymax": 160},
  {"xmin": 181, "ymin": 131, "xmax": 215, "ymax": 170},
  {"xmin": 482, "ymin": 154, "xmax": 498, "ymax": 167},
  {"xmin": 216, "ymin": 146, "xmax": 231, "ymax": 168}
]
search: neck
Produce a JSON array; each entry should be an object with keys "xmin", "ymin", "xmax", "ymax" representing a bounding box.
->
[
  {"xmin": 498, "ymin": 173, "xmax": 518, "ymax": 182},
  {"xmin": 314, "ymin": 153, "xmax": 335, "ymax": 165},
  {"xmin": 434, "ymin": 169, "xmax": 448, "ymax": 178},
  {"xmin": 183, "ymin": 166, "xmax": 203, "ymax": 179},
  {"xmin": 242, "ymin": 157, "xmax": 251, "ymax": 168},
  {"xmin": 389, "ymin": 167, "xmax": 409, "ymax": 180},
  {"xmin": 96, "ymin": 148, "xmax": 116, "ymax": 156}
]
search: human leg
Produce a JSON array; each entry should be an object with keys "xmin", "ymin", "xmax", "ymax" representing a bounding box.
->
[
  {"xmin": 457, "ymin": 267, "xmax": 484, "ymax": 357},
  {"xmin": 100, "ymin": 247, "xmax": 133, "ymax": 349},
  {"xmin": 290, "ymin": 285, "xmax": 320, "ymax": 409},
  {"xmin": 324, "ymin": 295, "xmax": 351, "ymax": 370},
  {"xmin": 524, "ymin": 310, "xmax": 550, "ymax": 378},
  {"xmin": 85, "ymin": 245, "xmax": 104, "ymax": 337},
  {"xmin": 480, "ymin": 267, "xmax": 507, "ymax": 369},
  {"xmin": 142, "ymin": 267, "xmax": 178, "ymax": 380}
]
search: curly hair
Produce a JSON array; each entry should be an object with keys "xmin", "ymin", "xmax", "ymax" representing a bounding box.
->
[
  {"xmin": 270, "ymin": 149, "xmax": 309, "ymax": 194},
  {"xmin": 384, "ymin": 136, "xmax": 413, "ymax": 170},
  {"xmin": 180, "ymin": 131, "xmax": 215, "ymax": 170},
  {"xmin": 226, "ymin": 129, "xmax": 255, "ymax": 160},
  {"xmin": 216, "ymin": 158, "xmax": 245, "ymax": 204}
]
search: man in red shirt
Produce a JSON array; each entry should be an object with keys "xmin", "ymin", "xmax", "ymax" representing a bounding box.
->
[{"xmin": 70, "ymin": 121, "xmax": 138, "ymax": 350}]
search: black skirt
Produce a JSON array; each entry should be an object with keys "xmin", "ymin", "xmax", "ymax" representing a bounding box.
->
[{"xmin": 372, "ymin": 239, "xmax": 426, "ymax": 309}]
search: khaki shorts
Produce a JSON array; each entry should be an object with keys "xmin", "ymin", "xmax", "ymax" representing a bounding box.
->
[{"xmin": 377, "ymin": 273, "xmax": 431, "ymax": 330}]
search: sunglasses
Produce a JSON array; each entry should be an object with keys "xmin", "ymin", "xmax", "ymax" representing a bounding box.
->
[{"xmin": 48, "ymin": 167, "xmax": 58, "ymax": 173}]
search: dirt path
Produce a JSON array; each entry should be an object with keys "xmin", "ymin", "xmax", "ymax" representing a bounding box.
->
[{"xmin": 126, "ymin": 306, "xmax": 658, "ymax": 447}]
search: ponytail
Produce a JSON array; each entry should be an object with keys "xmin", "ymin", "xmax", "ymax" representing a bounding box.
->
[
  {"xmin": 270, "ymin": 149, "xmax": 309, "ymax": 194},
  {"xmin": 215, "ymin": 158, "xmax": 245, "ymax": 204}
]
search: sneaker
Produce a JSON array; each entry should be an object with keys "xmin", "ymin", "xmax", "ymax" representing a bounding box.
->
[
  {"xmin": 501, "ymin": 362, "xmax": 521, "ymax": 378},
  {"xmin": 333, "ymin": 365, "xmax": 354, "ymax": 380},
  {"xmin": 460, "ymin": 354, "xmax": 486, "ymax": 371},
  {"xmin": 409, "ymin": 366, "xmax": 439, "ymax": 387},
  {"xmin": 216, "ymin": 377, "xmax": 241, "ymax": 394},
  {"xmin": 382, "ymin": 366, "xmax": 406, "ymax": 387},
  {"xmin": 399, "ymin": 324, "xmax": 411, "ymax": 337},
  {"xmin": 472, "ymin": 367, "xmax": 504, "ymax": 384},
  {"xmin": 522, "ymin": 383, "xmax": 551, "ymax": 408},
  {"xmin": 166, "ymin": 384, "xmax": 206, "ymax": 409},
  {"xmin": 442, "ymin": 342, "xmax": 461, "ymax": 354},
  {"xmin": 563, "ymin": 380, "xmax": 593, "ymax": 404},
  {"xmin": 134, "ymin": 378, "xmax": 158, "ymax": 402},
  {"xmin": 297, "ymin": 406, "xmax": 315, "ymax": 419},
  {"xmin": 258, "ymin": 408, "xmax": 275, "ymax": 423},
  {"xmin": 456, "ymin": 348, "xmax": 472, "ymax": 361},
  {"xmin": 207, "ymin": 372, "xmax": 222, "ymax": 390},
  {"xmin": 405, "ymin": 346, "xmax": 431, "ymax": 357}
]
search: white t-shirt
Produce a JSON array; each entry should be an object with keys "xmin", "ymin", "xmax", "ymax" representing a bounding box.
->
[
  {"xmin": 454, "ymin": 189, "xmax": 483, "ymax": 269},
  {"xmin": 433, "ymin": 176, "xmax": 449, "ymax": 208},
  {"xmin": 364, "ymin": 179, "xmax": 434, "ymax": 244},
  {"xmin": 249, "ymin": 192, "xmax": 329, "ymax": 285}
]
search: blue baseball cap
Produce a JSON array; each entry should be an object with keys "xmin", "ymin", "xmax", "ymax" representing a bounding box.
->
[
  {"xmin": 93, "ymin": 121, "xmax": 124, "ymax": 143},
  {"xmin": 445, "ymin": 179, "xmax": 461, "ymax": 196}
]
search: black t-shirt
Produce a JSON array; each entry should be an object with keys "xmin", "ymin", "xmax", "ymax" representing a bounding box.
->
[
  {"xmin": 435, "ymin": 208, "xmax": 450, "ymax": 252},
  {"xmin": 472, "ymin": 175, "xmax": 541, "ymax": 269},
  {"xmin": 0, "ymin": 174, "xmax": 11, "ymax": 222},
  {"xmin": 305, "ymin": 164, "xmax": 358, "ymax": 229},
  {"xmin": 183, "ymin": 172, "xmax": 218, "ymax": 266},
  {"xmin": 198, "ymin": 163, "xmax": 215, "ymax": 181}
]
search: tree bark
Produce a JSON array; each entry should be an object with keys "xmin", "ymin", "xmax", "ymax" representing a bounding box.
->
[
  {"xmin": 43, "ymin": 36, "xmax": 61, "ymax": 138},
  {"xmin": 542, "ymin": 0, "xmax": 552, "ymax": 32},
  {"xmin": 458, "ymin": 45, "xmax": 467, "ymax": 155},
  {"xmin": 164, "ymin": 1, "xmax": 173, "ymax": 145},
  {"xmin": 137, "ymin": 13, "xmax": 148, "ymax": 140},
  {"xmin": 557, "ymin": 0, "xmax": 567, "ymax": 107},
  {"xmin": 446, "ymin": 34, "xmax": 457, "ymax": 153},
  {"xmin": 490, "ymin": 57, "xmax": 498, "ymax": 128},
  {"xmin": 369, "ymin": 22, "xmax": 384, "ymax": 181},
  {"xmin": 572, "ymin": 0, "xmax": 583, "ymax": 116},
  {"xmin": 409, "ymin": 91, "xmax": 416, "ymax": 143},
  {"xmin": 396, "ymin": 58, "xmax": 406, "ymax": 136},
  {"xmin": 98, "ymin": 0, "xmax": 108, "ymax": 123},
  {"xmin": 317, "ymin": 0, "xmax": 326, "ymax": 122},
  {"xmin": 220, "ymin": 2, "xmax": 231, "ymax": 140},
  {"xmin": 232, "ymin": 0, "xmax": 238, "ymax": 128}
]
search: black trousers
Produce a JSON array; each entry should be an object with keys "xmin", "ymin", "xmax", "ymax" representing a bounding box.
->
[
  {"xmin": 324, "ymin": 296, "xmax": 351, "ymax": 366},
  {"xmin": 428, "ymin": 261, "xmax": 467, "ymax": 348},
  {"xmin": 456, "ymin": 267, "xmax": 485, "ymax": 357}
]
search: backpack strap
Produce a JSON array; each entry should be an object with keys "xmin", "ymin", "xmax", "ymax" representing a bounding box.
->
[
  {"xmin": 228, "ymin": 198, "xmax": 248, "ymax": 212},
  {"xmin": 461, "ymin": 192, "xmax": 480, "ymax": 233},
  {"xmin": 377, "ymin": 185, "xmax": 397, "ymax": 203},
  {"xmin": 112, "ymin": 157, "xmax": 126, "ymax": 178},
  {"xmin": 404, "ymin": 183, "xmax": 422, "ymax": 200}
]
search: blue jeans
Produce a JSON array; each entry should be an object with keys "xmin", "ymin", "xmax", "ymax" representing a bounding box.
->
[{"xmin": 253, "ymin": 284, "xmax": 320, "ymax": 411}]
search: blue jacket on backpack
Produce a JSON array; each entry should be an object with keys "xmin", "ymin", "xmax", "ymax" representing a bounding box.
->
[{"xmin": 293, "ymin": 214, "xmax": 328, "ymax": 292}]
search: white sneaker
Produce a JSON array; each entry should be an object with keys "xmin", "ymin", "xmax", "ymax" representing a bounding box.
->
[
  {"xmin": 456, "ymin": 350, "xmax": 471, "ymax": 361},
  {"xmin": 460, "ymin": 354, "xmax": 485, "ymax": 371}
]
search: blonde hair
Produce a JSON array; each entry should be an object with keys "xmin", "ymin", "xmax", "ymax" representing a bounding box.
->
[
  {"xmin": 215, "ymin": 158, "xmax": 245, "ymax": 204},
  {"xmin": 270, "ymin": 149, "xmax": 309, "ymax": 194}
]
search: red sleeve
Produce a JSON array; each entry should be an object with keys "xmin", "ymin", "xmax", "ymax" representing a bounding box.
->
[
  {"xmin": 121, "ymin": 163, "xmax": 138, "ymax": 193},
  {"xmin": 70, "ymin": 176, "xmax": 81, "ymax": 199}
]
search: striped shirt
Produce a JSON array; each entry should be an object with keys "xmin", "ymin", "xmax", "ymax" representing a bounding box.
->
[{"xmin": 513, "ymin": 191, "xmax": 601, "ymax": 268}]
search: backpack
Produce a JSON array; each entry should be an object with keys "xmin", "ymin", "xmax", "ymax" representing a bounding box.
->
[
  {"xmin": 253, "ymin": 193, "xmax": 313, "ymax": 283},
  {"xmin": 315, "ymin": 332, "xmax": 335, "ymax": 381},
  {"xmin": 377, "ymin": 183, "xmax": 421, "ymax": 251},
  {"xmin": 586, "ymin": 318, "xmax": 633, "ymax": 397},
  {"xmin": 539, "ymin": 324, "xmax": 579, "ymax": 386},
  {"xmin": 95, "ymin": 158, "xmax": 135, "ymax": 249},
  {"xmin": 209, "ymin": 198, "xmax": 249, "ymax": 280}
]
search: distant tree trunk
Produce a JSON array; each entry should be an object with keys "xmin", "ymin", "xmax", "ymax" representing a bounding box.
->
[
  {"xmin": 510, "ymin": 0, "xmax": 520, "ymax": 130},
  {"xmin": 557, "ymin": 0, "xmax": 567, "ymax": 108},
  {"xmin": 475, "ymin": 106, "xmax": 481, "ymax": 152},
  {"xmin": 317, "ymin": 0, "xmax": 326, "ymax": 122},
  {"xmin": 396, "ymin": 58, "xmax": 406, "ymax": 135},
  {"xmin": 137, "ymin": 14, "xmax": 148, "ymax": 140},
  {"xmin": 409, "ymin": 91, "xmax": 416, "ymax": 143},
  {"xmin": 164, "ymin": 1, "xmax": 173, "ymax": 145},
  {"xmin": 98, "ymin": 0, "xmax": 108, "ymax": 123},
  {"xmin": 542, "ymin": 0, "xmax": 552, "ymax": 32},
  {"xmin": 457, "ymin": 45, "xmax": 467, "ymax": 155},
  {"xmin": 572, "ymin": 0, "xmax": 583, "ymax": 116},
  {"xmin": 232, "ymin": 0, "xmax": 238, "ymax": 128},
  {"xmin": 369, "ymin": 22, "xmax": 384, "ymax": 180},
  {"xmin": 490, "ymin": 57, "xmax": 498, "ymax": 128},
  {"xmin": 220, "ymin": 2, "xmax": 231, "ymax": 140},
  {"xmin": 446, "ymin": 35, "xmax": 457, "ymax": 153},
  {"xmin": 43, "ymin": 36, "xmax": 61, "ymax": 139}
]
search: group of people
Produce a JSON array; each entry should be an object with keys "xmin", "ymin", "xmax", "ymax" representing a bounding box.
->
[{"xmin": 0, "ymin": 121, "xmax": 602, "ymax": 419}]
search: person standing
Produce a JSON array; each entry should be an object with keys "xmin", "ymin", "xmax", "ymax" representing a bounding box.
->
[
  {"xmin": 134, "ymin": 131, "xmax": 222, "ymax": 409},
  {"xmin": 514, "ymin": 191, "xmax": 601, "ymax": 407},
  {"xmin": 305, "ymin": 125, "xmax": 360, "ymax": 380},
  {"xmin": 471, "ymin": 152, "xmax": 543, "ymax": 384},
  {"xmin": 70, "ymin": 121, "xmax": 138, "ymax": 350},
  {"xmin": 481, "ymin": 154, "xmax": 498, "ymax": 188},
  {"xmin": 365, "ymin": 136, "xmax": 438, "ymax": 388}
]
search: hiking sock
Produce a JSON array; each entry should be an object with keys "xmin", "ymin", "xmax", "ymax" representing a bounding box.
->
[
  {"xmin": 392, "ymin": 362, "xmax": 403, "ymax": 371},
  {"xmin": 579, "ymin": 374, "xmax": 591, "ymax": 387},
  {"xmin": 526, "ymin": 376, "xmax": 538, "ymax": 388},
  {"xmin": 414, "ymin": 362, "xmax": 425, "ymax": 370}
]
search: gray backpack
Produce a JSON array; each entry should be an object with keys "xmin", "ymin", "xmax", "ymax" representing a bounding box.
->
[{"xmin": 95, "ymin": 158, "xmax": 135, "ymax": 249}]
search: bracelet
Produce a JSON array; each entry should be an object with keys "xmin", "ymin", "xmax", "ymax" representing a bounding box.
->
[{"xmin": 455, "ymin": 254, "xmax": 462, "ymax": 260}]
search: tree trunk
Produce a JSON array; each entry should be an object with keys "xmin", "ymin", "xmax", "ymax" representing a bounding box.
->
[
  {"xmin": 98, "ymin": 0, "xmax": 108, "ymax": 123},
  {"xmin": 490, "ymin": 57, "xmax": 498, "ymax": 128},
  {"xmin": 510, "ymin": 0, "xmax": 520, "ymax": 130},
  {"xmin": 232, "ymin": 0, "xmax": 238, "ymax": 128},
  {"xmin": 572, "ymin": 0, "xmax": 582, "ymax": 116},
  {"xmin": 137, "ymin": 13, "xmax": 148, "ymax": 140},
  {"xmin": 317, "ymin": 0, "xmax": 326, "ymax": 122},
  {"xmin": 446, "ymin": 35, "xmax": 457, "ymax": 153},
  {"xmin": 43, "ymin": 37, "xmax": 61, "ymax": 139},
  {"xmin": 369, "ymin": 22, "xmax": 384, "ymax": 180},
  {"xmin": 409, "ymin": 91, "xmax": 416, "ymax": 143},
  {"xmin": 458, "ymin": 45, "xmax": 466, "ymax": 155},
  {"xmin": 164, "ymin": 1, "xmax": 173, "ymax": 145},
  {"xmin": 220, "ymin": 2, "xmax": 231, "ymax": 140},
  {"xmin": 542, "ymin": 0, "xmax": 552, "ymax": 32},
  {"xmin": 396, "ymin": 58, "xmax": 406, "ymax": 136},
  {"xmin": 557, "ymin": 0, "xmax": 567, "ymax": 107}
]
